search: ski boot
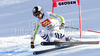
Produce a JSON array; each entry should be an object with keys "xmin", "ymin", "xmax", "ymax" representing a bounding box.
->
[{"xmin": 65, "ymin": 37, "xmax": 79, "ymax": 42}]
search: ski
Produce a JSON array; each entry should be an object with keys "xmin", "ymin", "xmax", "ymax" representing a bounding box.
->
[
  {"xmin": 33, "ymin": 45, "xmax": 76, "ymax": 55},
  {"xmin": 41, "ymin": 41, "xmax": 99, "ymax": 46},
  {"xmin": 33, "ymin": 41, "xmax": 99, "ymax": 55}
]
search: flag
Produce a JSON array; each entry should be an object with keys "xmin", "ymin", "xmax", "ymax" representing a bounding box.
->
[
  {"xmin": 52, "ymin": 0, "xmax": 82, "ymax": 38},
  {"xmin": 52, "ymin": 0, "xmax": 80, "ymax": 7}
]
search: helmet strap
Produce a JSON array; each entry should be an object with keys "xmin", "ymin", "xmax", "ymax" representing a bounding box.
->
[{"xmin": 42, "ymin": 13, "xmax": 44, "ymax": 19}]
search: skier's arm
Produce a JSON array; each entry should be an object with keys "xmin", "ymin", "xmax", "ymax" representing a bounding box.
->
[
  {"xmin": 31, "ymin": 22, "xmax": 39, "ymax": 49},
  {"xmin": 49, "ymin": 12, "xmax": 65, "ymax": 29},
  {"xmin": 49, "ymin": 12, "xmax": 65, "ymax": 24}
]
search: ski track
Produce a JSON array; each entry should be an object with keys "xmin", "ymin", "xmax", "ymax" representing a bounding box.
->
[
  {"xmin": 0, "ymin": 34, "xmax": 100, "ymax": 56},
  {"xmin": 0, "ymin": 45, "xmax": 100, "ymax": 56}
]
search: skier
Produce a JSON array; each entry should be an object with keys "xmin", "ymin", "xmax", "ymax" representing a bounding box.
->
[{"xmin": 31, "ymin": 6, "xmax": 71, "ymax": 48}]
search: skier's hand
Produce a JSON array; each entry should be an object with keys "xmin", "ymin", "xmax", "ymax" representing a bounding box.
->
[
  {"xmin": 60, "ymin": 23, "xmax": 65, "ymax": 29},
  {"xmin": 31, "ymin": 42, "xmax": 35, "ymax": 49}
]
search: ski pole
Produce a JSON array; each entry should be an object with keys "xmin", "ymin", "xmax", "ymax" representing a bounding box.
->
[
  {"xmin": 65, "ymin": 26, "xmax": 100, "ymax": 34},
  {"xmin": 65, "ymin": 27, "xmax": 79, "ymax": 29},
  {"xmin": 34, "ymin": 44, "xmax": 41, "ymax": 47}
]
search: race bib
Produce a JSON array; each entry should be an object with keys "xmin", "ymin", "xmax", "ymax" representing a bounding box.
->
[{"xmin": 41, "ymin": 19, "xmax": 52, "ymax": 27}]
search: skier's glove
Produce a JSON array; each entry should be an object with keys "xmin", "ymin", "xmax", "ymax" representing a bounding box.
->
[
  {"xmin": 31, "ymin": 42, "xmax": 35, "ymax": 49},
  {"xmin": 60, "ymin": 23, "xmax": 65, "ymax": 29}
]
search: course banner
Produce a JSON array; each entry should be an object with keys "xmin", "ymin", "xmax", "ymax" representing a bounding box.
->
[{"xmin": 53, "ymin": 0, "xmax": 80, "ymax": 7}]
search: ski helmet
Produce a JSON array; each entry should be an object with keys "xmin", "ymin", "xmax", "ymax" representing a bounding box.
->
[{"xmin": 32, "ymin": 6, "xmax": 44, "ymax": 17}]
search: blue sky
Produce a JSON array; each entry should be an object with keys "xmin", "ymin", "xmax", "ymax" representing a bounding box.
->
[{"xmin": 0, "ymin": 0, "xmax": 100, "ymax": 37}]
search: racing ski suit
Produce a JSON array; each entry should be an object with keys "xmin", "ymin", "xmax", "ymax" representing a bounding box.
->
[{"xmin": 31, "ymin": 12, "xmax": 68, "ymax": 48}]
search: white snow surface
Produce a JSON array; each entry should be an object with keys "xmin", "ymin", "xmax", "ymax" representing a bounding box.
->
[{"xmin": 0, "ymin": 32, "xmax": 100, "ymax": 56}]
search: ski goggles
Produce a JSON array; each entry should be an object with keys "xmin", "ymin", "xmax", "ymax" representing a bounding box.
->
[{"xmin": 33, "ymin": 12, "xmax": 40, "ymax": 17}]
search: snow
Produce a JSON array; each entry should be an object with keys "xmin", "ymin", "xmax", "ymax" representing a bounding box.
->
[
  {"xmin": 0, "ymin": 0, "xmax": 100, "ymax": 56},
  {"xmin": 0, "ymin": 33, "xmax": 100, "ymax": 56}
]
